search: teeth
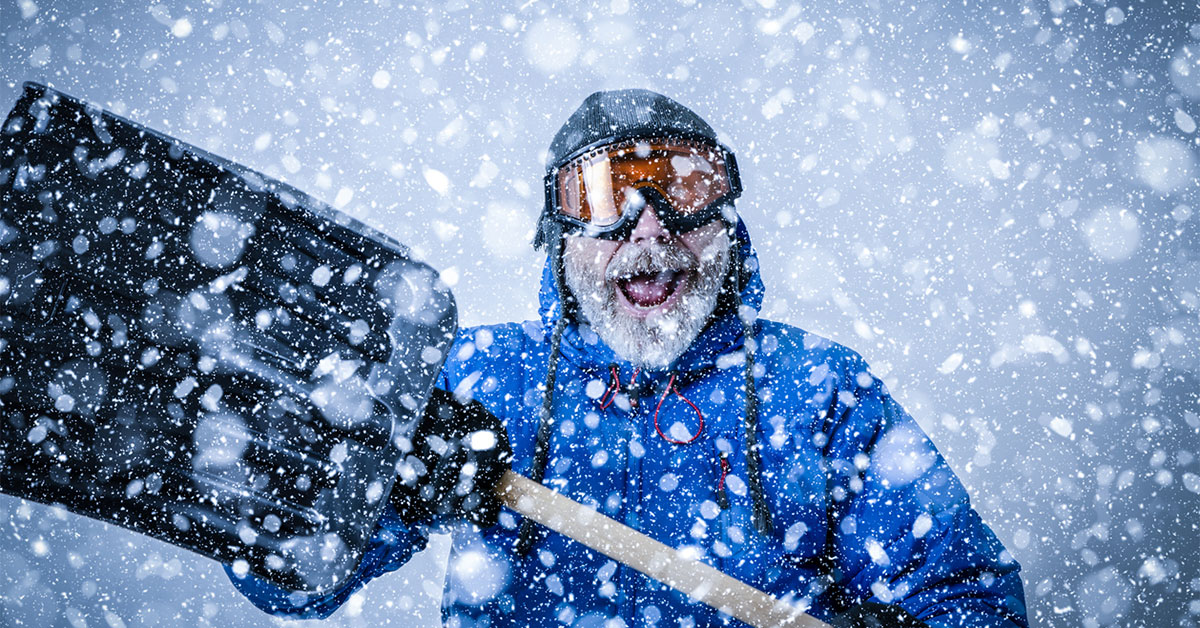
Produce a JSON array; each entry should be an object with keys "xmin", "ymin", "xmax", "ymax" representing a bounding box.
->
[{"xmin": 613, "ymin": 269, "xmax": 681, "ymax": 282}]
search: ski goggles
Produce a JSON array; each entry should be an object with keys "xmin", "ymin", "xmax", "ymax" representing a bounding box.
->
[{"xmin": 544, "ymin": 137, "xmax": 742, "ymax": 240}]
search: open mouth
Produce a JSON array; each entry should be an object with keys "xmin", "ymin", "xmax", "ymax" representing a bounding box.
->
[{"xmin": 616, "ymin": 270, "xmax": 683, "ymax": 308}]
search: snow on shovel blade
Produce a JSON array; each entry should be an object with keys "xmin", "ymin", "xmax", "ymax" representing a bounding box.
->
[{"xmin": 0, "ymin": 82, "xmax": 457, "ymax": 595}]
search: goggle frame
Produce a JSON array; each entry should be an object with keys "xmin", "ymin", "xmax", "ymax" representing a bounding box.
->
[{"xmin": 543, "ymin": 134, "xmax": 743, "ymax": 241}]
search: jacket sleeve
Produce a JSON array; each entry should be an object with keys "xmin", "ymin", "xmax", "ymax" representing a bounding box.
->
[
  {"xmin": 818, "ymin": 362, "xmax": 1029, "ymax": 627},
  {"xmin": 225, "ymin": 501, "xmax": 429, "ymax": 619}
]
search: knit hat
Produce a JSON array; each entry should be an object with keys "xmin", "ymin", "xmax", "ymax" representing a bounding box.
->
[{"xmin": 534, "ymin": 89, "xmax": 722, "ymax": 250}]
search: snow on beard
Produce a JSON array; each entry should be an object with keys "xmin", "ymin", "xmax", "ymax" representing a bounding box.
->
[{"xmin": 564, "ymin": 231, "xmax": 730, "ymax": 370}]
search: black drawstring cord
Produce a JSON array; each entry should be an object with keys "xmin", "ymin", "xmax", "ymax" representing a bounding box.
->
[
  {"xmin": 742, "ymin": 313, "xmax": 773, "ymax": 536},
  {"xmin": 715, "ymin": 451, "xmax": 731, "ymax": 510},
  {"xmin": 515, "ymin": 314, "xmax": 568, "ymax": 556}
]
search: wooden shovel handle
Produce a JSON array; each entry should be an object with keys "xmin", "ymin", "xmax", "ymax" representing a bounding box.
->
[{"xmin": 494, "ymin": 470, "xmax": 831, "ymax": 628}]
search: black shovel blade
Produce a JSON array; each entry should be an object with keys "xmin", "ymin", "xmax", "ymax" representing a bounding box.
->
[{"xmin": 0, "ymin": 83, "xmax": 457, "ymax": 595}]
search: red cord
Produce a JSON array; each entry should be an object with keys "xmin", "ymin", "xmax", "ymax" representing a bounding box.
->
[
  {"xmin": 599, "ymin": 365, "xmax": 620, "ymax": 410},
  {"xmin": 599, "ymin": 366, "xmax": 641, "ymax": 410},
  {"xmin": 717, "ymin": 453, "xmax": 731, "ymax": 492},
  {"xmin": 653, "ymin": 374, "xmax": 704, "ymax": 445}
]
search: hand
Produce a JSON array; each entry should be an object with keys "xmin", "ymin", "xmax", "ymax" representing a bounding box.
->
[
  {"xmin": 830, "ymin": 601, "xmax": 929, "ymax": 628},
  {"xmin": 390, "ymin": 388, "xmax": 513, "ymax": 528}
]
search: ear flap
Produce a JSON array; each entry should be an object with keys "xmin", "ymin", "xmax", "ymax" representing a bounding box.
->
[
  {"xmin": 547, "ymin": 233, "xmax": 579, "ymax": 321},
  {"xmin": 715, "ymin": 221, "xmax": 746, "ymax": 315}
]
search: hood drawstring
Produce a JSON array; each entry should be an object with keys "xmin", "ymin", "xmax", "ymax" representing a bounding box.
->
[
  {"xmin": 653, "ymin": 374, "xmax": 705, "ymax": 445},
  {"xmin": 715, "ymin": 452, "xmax": 732, "ymax": 510},
  {"xmin": 742, "ymin": 314, "xmax": 773, "ymax": 536},
  {"xmin": 599, "ymin": 365, "xmax": 640, "ymax": 410},
  {"xmin": 515, "ymin": 313, "xmax": 567, "ymax": 556}
]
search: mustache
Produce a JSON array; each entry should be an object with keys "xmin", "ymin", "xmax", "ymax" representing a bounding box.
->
[{"xmin": 605, "ymin": 241, "xmax": 697, "ymax": 282}]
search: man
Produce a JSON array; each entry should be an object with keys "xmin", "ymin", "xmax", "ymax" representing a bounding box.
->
[{"xmin": 227, "ymin": 90, "xmax": 1029, "ymax": 627}]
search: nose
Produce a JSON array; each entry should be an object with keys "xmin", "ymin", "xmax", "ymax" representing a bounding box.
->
[{"xmin": 628, "ymin": 205, "xmax": 668, "ymax": 244}]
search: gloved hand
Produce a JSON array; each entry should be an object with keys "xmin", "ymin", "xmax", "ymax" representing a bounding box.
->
[
  {"xmin": 830, "ymin": 601, "xmax": 929, "ymax": 628},
  {"xmin": 390, "ymin": 388, "xmax": 513, "ymax": 528}
]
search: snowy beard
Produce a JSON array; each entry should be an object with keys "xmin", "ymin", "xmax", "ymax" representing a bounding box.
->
[{"xmin": 563, "ymin": 234, "xmax": 731, "ymax": 370}]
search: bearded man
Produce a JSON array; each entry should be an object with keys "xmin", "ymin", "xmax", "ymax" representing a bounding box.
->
[{"xmin": 227, "ymin": 89, "xmax": 1030, "ymax": 627}]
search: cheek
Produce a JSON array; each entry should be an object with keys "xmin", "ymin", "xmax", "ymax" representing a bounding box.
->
[
  {"xmin": 564, "ymin": 238, "xmax": 618, "ymax": 277},
  {"xmin": 682, "ymin": 224, "xmax": 729, "ymax": 263}
]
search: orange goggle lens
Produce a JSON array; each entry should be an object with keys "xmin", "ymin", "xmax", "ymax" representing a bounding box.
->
[{"xmin": 555, "ymin": 139, "xmax": 733, "ymax": 227}]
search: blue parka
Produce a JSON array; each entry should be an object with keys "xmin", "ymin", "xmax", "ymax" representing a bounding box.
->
[{"xmin": 228, "ymin": 221, "xmax": 1029, "ymax": 627}]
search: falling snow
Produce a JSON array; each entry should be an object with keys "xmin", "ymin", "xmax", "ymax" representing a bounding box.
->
[{"xmin": 0, "ymin": 2, "xmax": 1199, "ymax": 627}]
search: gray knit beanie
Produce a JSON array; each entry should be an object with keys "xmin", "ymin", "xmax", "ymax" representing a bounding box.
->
[{"xmin": 534, "ymin": 89, "xmax": 721, "ymax": 250}]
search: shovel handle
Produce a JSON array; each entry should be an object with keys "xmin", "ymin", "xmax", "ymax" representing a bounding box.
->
[{"xmin": 494, "ymin": 470, "xmax": 830, "ymax": 628}]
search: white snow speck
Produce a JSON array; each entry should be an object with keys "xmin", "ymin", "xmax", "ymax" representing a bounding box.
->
[
  {"xmin": 330, "ymin": 441, "xmax": 348, "ymax": 464},
  {"xmin": 792, "ymin": 21, "xmax": 816, "ymax": 44},
  {"xmin": 1048, "ymin": 417, "xmax": 1073, "ymax": 438},
  {"xmin": 1104, "ymin": 7, "xmax": 1125, "ymax": 25},
  {"xmin": 1020, "ymin": 334, "xmax": 1070, "ymax": 363},
  {"xmin": 949, "ymin": 35, "xmax": 971, "ymax": 54},
  {"xmin": 423, "ymin": 168, "xmax": 450, "ymax": 196},
  {"xmin": 172, "ymin": 18, "xmax": 193, "ymax": 38},
  {"xmin": 1170, "ymin": 45, "xmax": 1200, "ymax": 98},
  {"xmin": 1175, "ymin": 109, "xmax": 1196, "ymax": 134},
  {"xmin": 421, "ymin": 346, "xmax": 443, "ymax": 364},
  {"xmin": 140, "ymin": 347, "xmax": 161, "ymax": 367},
  {"xmin": 668, "ymin": 421, "xmax": 695, "ymax": 442},
  {"xmin": 190, "ymin": 212, "xmax": 253, "ymax": 268},
  {"xmin": 913, "ymin": 513, "xmax": 933, "ymax": 538},
  {"xmin": 26, "ymin": 424, "xmax": 48, "ymax": 445},
  {"xmin": 1134, "ymin": 137, "xmax": 1195, "ymax": 193},
  {"xmin": 872, "ymin": 425, "xmax": 936, "ymax": 487},
  {"xmin": 468, "ymin": 430, "xmax": 497, "ymax": 451},
  {"xmin": 659, "ymin": 473, "xmax": 679, "ymax": 492},
  {"xmin": 585, "ymin": 379, "xmax": 606, "ymax": 399},
  {"xmin": 200, "ymin": 384, "xmax": 223, "ymax": 411},
  {"xmin": 1138, "ymin": 557, "xmax": 1167, "ymax": 585},
  {"xmin": 174, "ymin": 376, "xmax": 197, "ymax": 399},
  {"xmin": 366, "ymin": 480, "xmax": 384, "ymax": 503},
  {"xmin": 523, "ymin": 18, "xmax": 580, "ymax": 74},
  {"xmin": 870, "ymin": 580, "xmax": 894, "ymax": 603},
  {"xmin": 938, "ymin": 352, "xmax": 964, "ymax": 374},
  {"xmin": 866, "ymin": 539, "xmax": 890, "ymax": 566},
  {"xmin": 1082, "ymin": 207, "xmax": 1140, "ymax": 261},
  {"xmin": 311, "ymin": 264, "xmax": 332, "ymax": 287},
  {"xmin": 783, "ymin": 521, "xmax": 808, "ymax": 551},
  {"xmin": 54, "ymin": 394, "xmax": 76, "ymax": 412},
  {"xmin": 371, "ymin": 70, "xmax": 391, "ymax": 89}
]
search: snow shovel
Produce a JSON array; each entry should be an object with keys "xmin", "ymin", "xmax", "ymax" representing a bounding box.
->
[{"xmin": 0, "ymin": 82, "xmax": 456, "ymax": 595}]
